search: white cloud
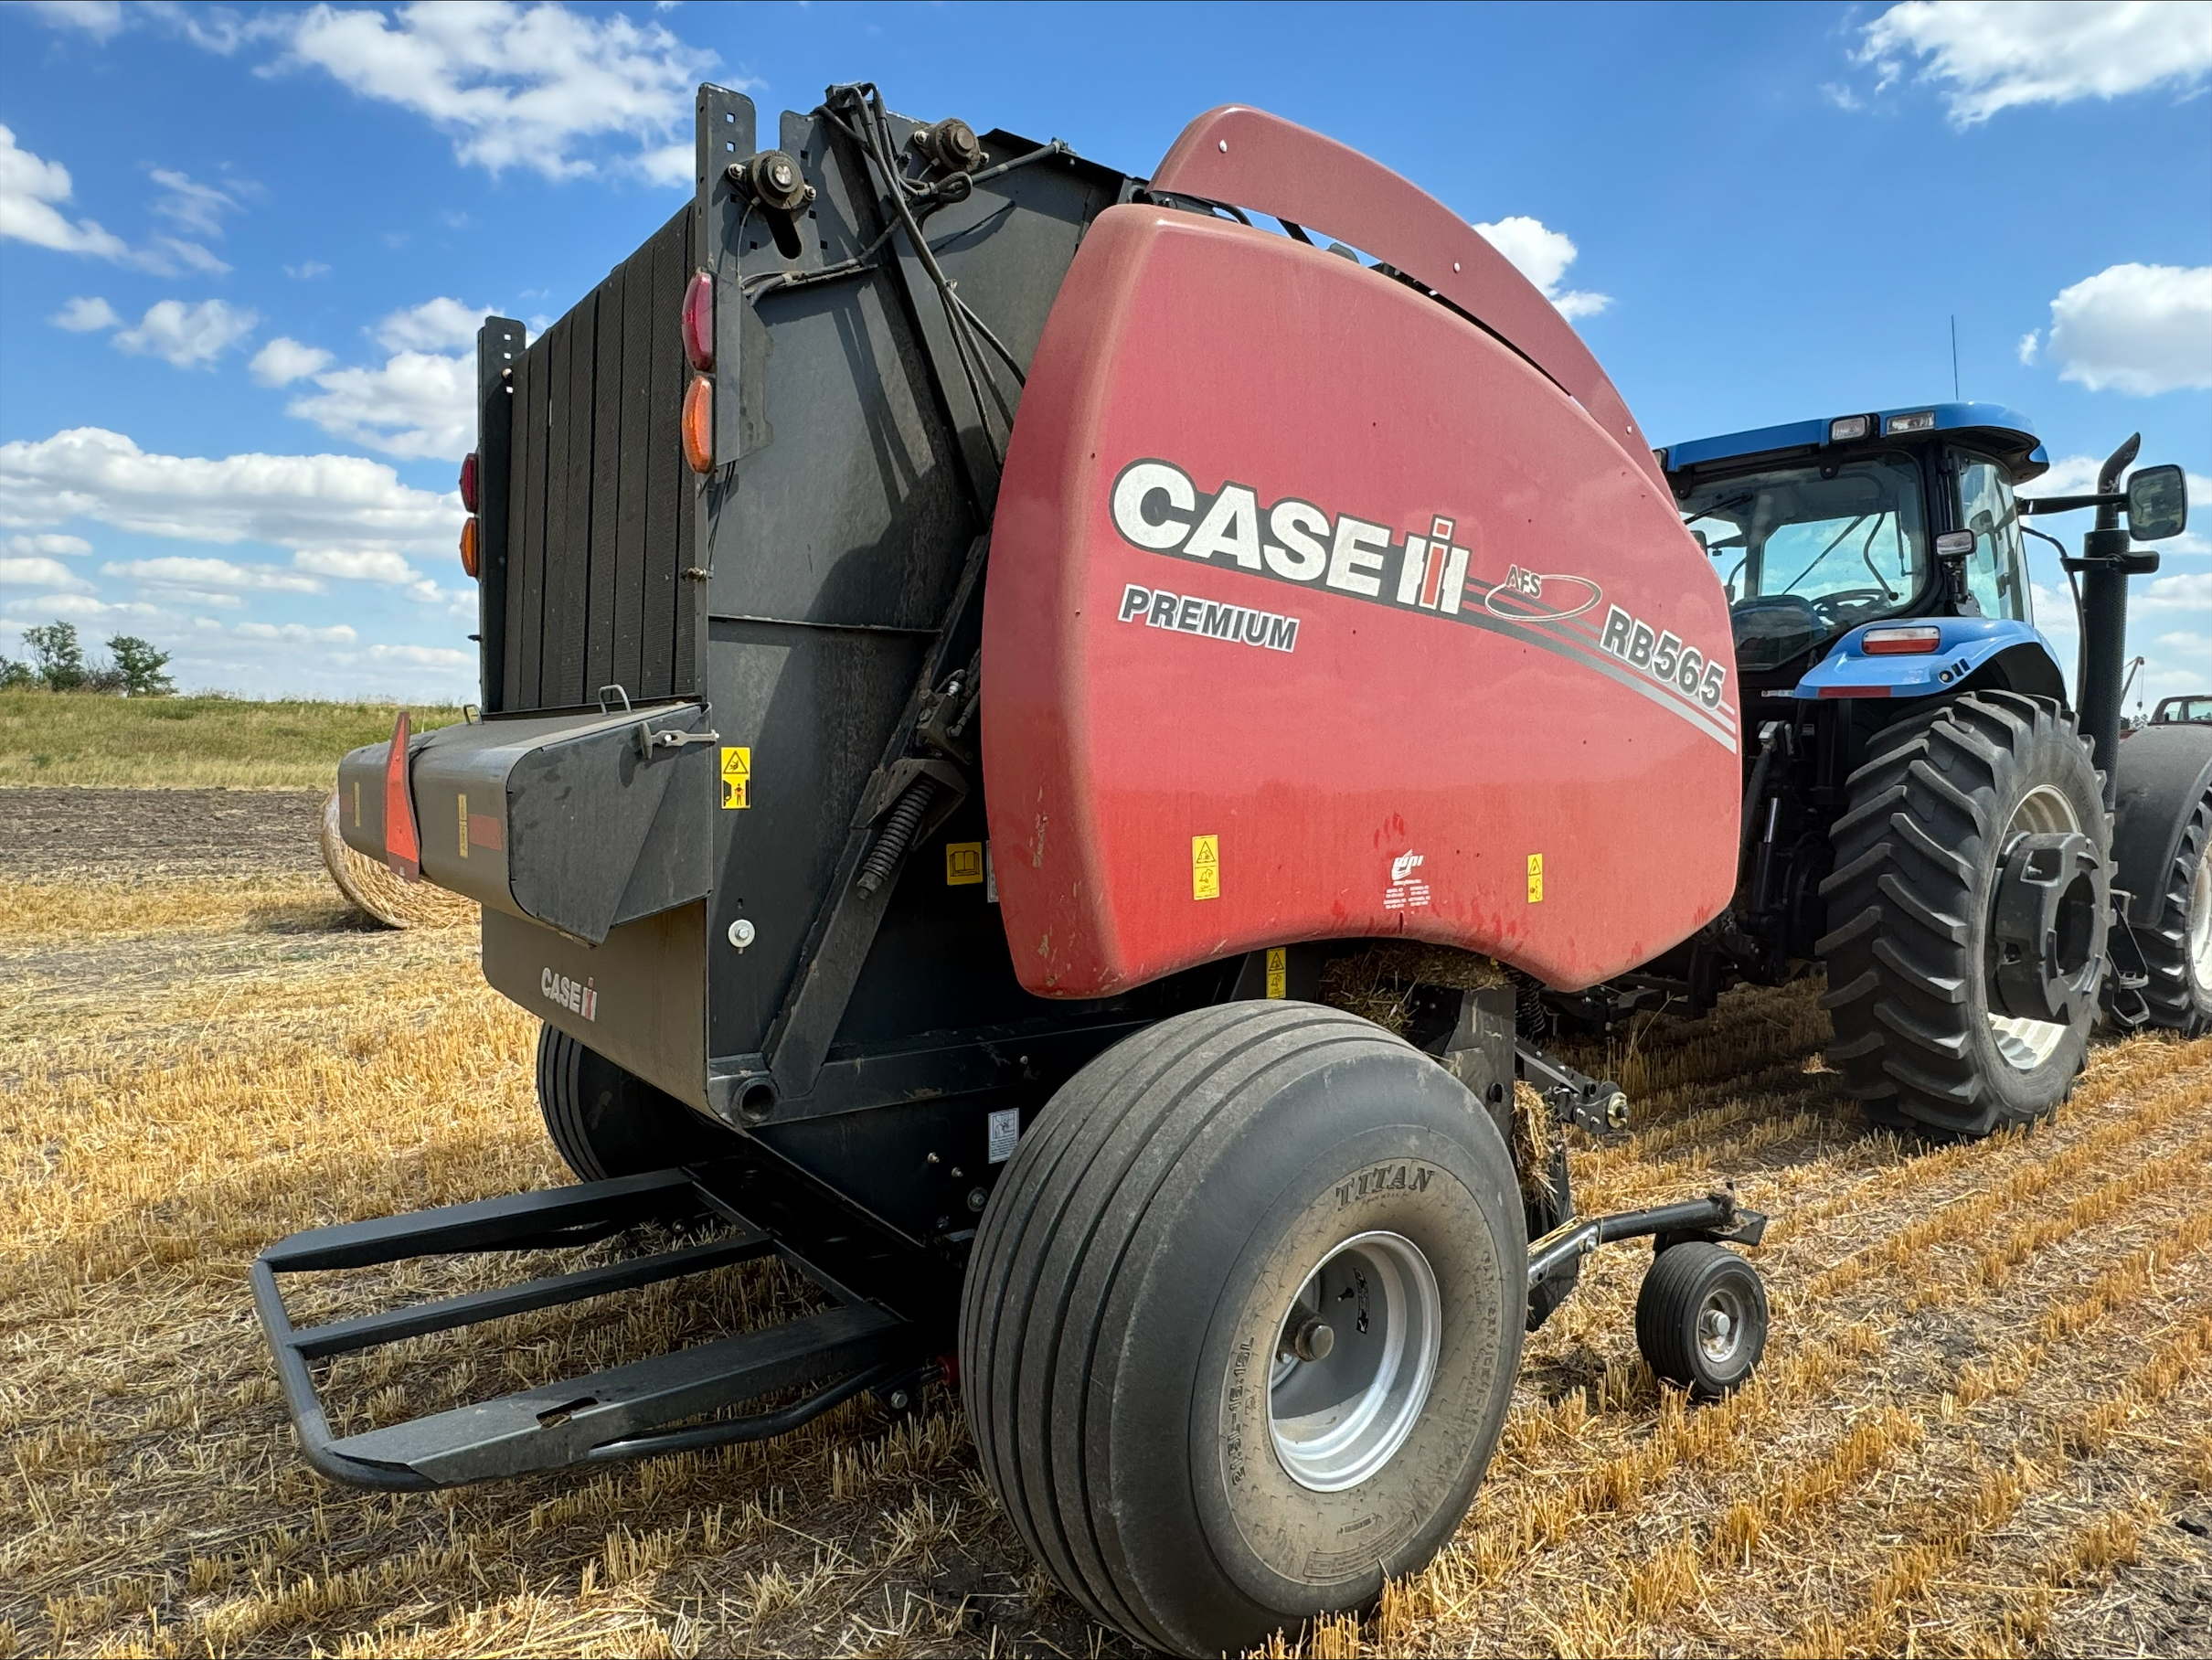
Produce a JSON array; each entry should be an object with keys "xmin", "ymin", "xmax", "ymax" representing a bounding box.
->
[
  {"xmin": 103, "ymin": 555, "xmax": 325, "ymax": 594},
  {"xmin": 2, "ymin": 591, "xmax": 170, "ymax": 623},
  {"xmin": 7, "ymin": 533, "xmax": 92, "ymax": 558},
  {"xmin": 2016, "ymin": 329, "xmax": 2040, "ymax": 366},
  {"xmin": 365, "ymin": 642, "xmax": 473, "ymax": 666},
  {"xmin": 2156, "ymin": 630, "xmax": 2212, "ymax": 657},
  {"xmin": 1858, "ymin": 1, "xmax": 2212, "ymax": 125},
  {"xmin": 149, "ymin": 167, "xmax": 243, "ymax": 240},
  {"xmin": 287, "ymin": 348, "xmax": 475, "ymax": 460},
  {"xmin": 2039, "ymin": 264, "xmax": 2212, "ymax": 396},
  {"xmin": 250, "ymin": 336, "xmax": 335, "ymax": 387},
  {"xmin": 112, "ymin": 299, "xmax": 259, "ymax": 368},
  {"xmin": 286, "ymin": 261, "xmax": 332, "ymax": 280},
  {"xmin": 2137, "ymin": 571, "xmax": 2212, "ymax": 612},
  {"xmin": 50, "ymin": 295, "xmax": 121, "ymax": 333},
  {"xmin": 0, "ymin": 556, "xmax": 92, "ymax": 591},
  {"xmin": 236, "ymin": 621, "xmax": 358, "ymax": 644},
  {"xmin": 32, "ymin": 2, "xmax": 124, "ymax": 41},
  {"xmin": 280, "ymin": 2, "xmax": 720, "ymax": 181},
  {"xmin": 0, "ymin": 122, "xmax": 128, "ymax": 261},
  {"xmin": 0, "ymin": 426, "xmax": 463, "ymax": 558},
  {"xmin": 377, "ymin": 296, "xmax": 495, "ymax": 352},
  {"xmin": 1472, "ymin": 216, "xmax": 1611, "ymax": 320},
  {"xmin": 292, "ymin": 548, "xmax": 420, "ymax": 584}
]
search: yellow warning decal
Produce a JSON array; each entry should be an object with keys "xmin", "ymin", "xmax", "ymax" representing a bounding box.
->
[
  {"xmin": 457, "ymin": 792, "xmax": 469, "ymax": 860},
  {"xmin": 1192, "ymin": 835, "xmax": 1220, "ymax": 900},
  {"xmin": 946, "ymin": 841, "xmax": 984, "ymax": 886},
  {"xmin": 352, "ymin": 778, "xmax": 361, "ymax": 829},
  {"xmin": 719, "ymin": 747, "xmax": 751, "ymax": 810},
  {"xmin": 1265, "ymin": 945, "xmax": 1287, "ymax": 998},
  {"xmin": 1526, "ymin": 853, "xmax": 1545, "ymax": 903}
]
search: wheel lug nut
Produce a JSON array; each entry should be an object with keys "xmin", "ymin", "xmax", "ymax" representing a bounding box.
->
[{"xmin": 1292, "ymin": 1317, "xmax": 1335, "ymax": 1362}]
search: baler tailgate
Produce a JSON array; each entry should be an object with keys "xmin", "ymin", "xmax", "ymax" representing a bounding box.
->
[{"xmin": 254, "ymin": 1161, "xmax": 936, "ymax": 1491}]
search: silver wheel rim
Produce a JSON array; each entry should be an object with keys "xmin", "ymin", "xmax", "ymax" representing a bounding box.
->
[
  {"xmin": 1986, "ymin": 785, "xmax": 2082, "ymax": 1070},
  {"xmin": 2188, "ymin": 838, "xmax": 2212, "ymax": 999},
  {"xmin": 1697, "ymin": 1282, "xmax": 1749, "ymax": 1369},
  {"xmin": 1267, "ymin": 1230, "xmax": 1441, "ymax": 1493}
]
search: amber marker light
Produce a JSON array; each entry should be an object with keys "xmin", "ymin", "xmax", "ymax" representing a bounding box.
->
[
  {"xmin": 682, "ymin": 373, "xmax": 715, "ymax": 474},
  {"xmin": 460, "ymin": 516, "xmax": 479, "ymax": 578}
]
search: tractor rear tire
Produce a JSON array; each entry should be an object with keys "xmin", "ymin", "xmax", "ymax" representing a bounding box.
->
[
  {"xmin": 2122, "ymin": 786, "xmax": 2212, "ymax": 1035},
  {"xmin": 959, "ymin": 1002, "xmax": 1526, "ymax": 1659},
  {"xmin": 535, "ymin": 1024, "xmax": 739, "ymax": 1181},
  {"xmin": 1818, "ymin": 691, "xmax": 2108, "ymax": 1140}
]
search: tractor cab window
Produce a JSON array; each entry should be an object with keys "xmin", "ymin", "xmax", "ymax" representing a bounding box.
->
[
  {"xmin": 1954, "ymin": 455, "xmax": 2032, "ymax": 622},
  {"xmin": 1680, "ymin": 456, "xmax": 1928, "ymax": 668}
]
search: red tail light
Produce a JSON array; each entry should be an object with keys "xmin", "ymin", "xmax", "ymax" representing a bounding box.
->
[
  {"xmin": 682, "ymin": 271, "xmax": 714, "ymax": 372},
  {"xmin": 460, "ymin": 516, "xmax": 479, "ymax": 578},
  {"xmin": 682, "ymin": 374, "xmax": 714, "ymax": 473},
  {"xmin": 459, "ymin": 451, "xmax": 478, "ymax": 513}
]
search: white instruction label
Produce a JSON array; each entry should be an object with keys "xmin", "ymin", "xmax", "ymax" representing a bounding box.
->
[{"xmin": 986, "ymin": 1107, "xmax": 1020, "ymax": 1165}]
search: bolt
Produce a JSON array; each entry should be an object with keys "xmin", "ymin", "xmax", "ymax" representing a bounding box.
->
[
  {"xmin": 926, "ymin": 1151, "xmax": 941, "ymax": 1165},
  {"xmin": 1604, "ymin": 1091, "xmax": 1630, "ymax": 1130},
  {"xmin": 1291, "ymin": 1318, "xmax": 1334, "ymax": 1362},
  {"xmin": 888, "ymin": 1389, "xmax": 910, "ymax": 1411},
  {"xmin": 727, "ymin": 918, "xmax": 756, "ymax": 950},
  {"xmin": 967, "ymin": 1186, "xmax": 987, "ymax": 1213}
]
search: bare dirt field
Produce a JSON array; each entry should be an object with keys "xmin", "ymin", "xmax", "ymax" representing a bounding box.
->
[{"xmin": 5, "ymin": 793, "xmax": 2212, "ymax": 1656}]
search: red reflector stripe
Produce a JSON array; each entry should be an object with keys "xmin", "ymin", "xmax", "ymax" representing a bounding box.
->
[
  {"xmin": 466, "ymin": 812, "xmax": 503, "ymax": 851},
  {"xmin": 1862, "ymin": 637, "xmax": 1940, "ymax": 654},
  {"xmin": 1818, "ymin": 685, "xmax": 1893, "ymax": 698},
  {"xmin": 384, "ymin": 709, "xmax": 420, "ymax": 880}
]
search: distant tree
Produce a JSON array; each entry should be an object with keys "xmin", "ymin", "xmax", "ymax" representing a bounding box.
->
[
  {"xmin": 0, "ymin": 655, "xmax": 36, "ymax": 690},
  {"xmin": 107, "ymin": 634, "xmax": 175, "ymax": 697},
  {"xmin": 21, "ymin": 621, "xmax": 85, "ymax": 692}
]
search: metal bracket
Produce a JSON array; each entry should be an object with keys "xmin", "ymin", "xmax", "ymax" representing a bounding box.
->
[
  {"xmin": 1515, "ymin": 1039, "xmax": 1630, "ymax": 1137},
  {"xmin": 1527, "ymin": 1189, "xmax": 1769, "ymax": 1304}
]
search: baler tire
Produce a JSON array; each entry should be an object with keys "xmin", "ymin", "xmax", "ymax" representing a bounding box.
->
[
  {"xmin": 959, "ymin": 1002, "xmax": 1526, "ymax": 1659},
  {"xmin": 535, "ymin": 1025, "xmax": 739, "ymax": 1181},
  {"xmin": 2124, "ymin": 788, "xmax": 2212, "ymax": 1035},
  {"xmin": 1634, "ymin": 1241, "xmax": 1767, "ymax": 1399},
  {"xmin": 1817, "ymin": 691, "xmax": 2108, "ymax": 1141}
]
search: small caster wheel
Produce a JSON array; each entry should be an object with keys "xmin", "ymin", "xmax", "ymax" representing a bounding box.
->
[{"xmin": 1635, "ymin": 1241, "xmax": 1767, "ymax": 1399}]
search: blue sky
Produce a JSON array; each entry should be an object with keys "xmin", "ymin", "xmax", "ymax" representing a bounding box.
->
[{"xmin": 2, "ymin": 0, "xmax": 2207, "ymax": 706}]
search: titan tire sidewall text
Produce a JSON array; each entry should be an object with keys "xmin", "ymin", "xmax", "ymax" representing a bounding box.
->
[{"xmin": 1187, "ymin": 1119, "xmax": 1521, "ymax": 1618}]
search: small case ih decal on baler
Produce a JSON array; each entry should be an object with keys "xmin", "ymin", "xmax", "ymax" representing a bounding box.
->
[{"xmin": 982, "ymin": 119, "xmax": 1739, "ymax": 997}]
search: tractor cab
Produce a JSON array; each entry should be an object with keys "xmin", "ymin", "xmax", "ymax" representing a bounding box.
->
[{"xmin": 1661, "ymin": 403, "xmax": 2055, "ymax": 700}]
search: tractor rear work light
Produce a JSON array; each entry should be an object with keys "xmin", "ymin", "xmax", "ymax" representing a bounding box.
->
[
  {"xmin": 682, "ymin": 271, "xmax": 714, "ymax": 372},
  {"xmin": 682, "ymin": 374, "xmax": 714, "ymax": 474},
  {"xmin": 1861, "ymin": 625, "xmax": 1940, "ymax": 654},
  {"xmin": 459, "ymin": 451, "xmax": 478, "ymax": 513},
  {"xmin": 1828, "ymin": 415, "xmax": 1870, "ymax": 442},
  {"xmin": 1886, "ymin": 410, "xmax": 1936, "ymax": 434},
  {"xmin": 459, "ymin": 516, "xmax": 479, "ymax": 579}
]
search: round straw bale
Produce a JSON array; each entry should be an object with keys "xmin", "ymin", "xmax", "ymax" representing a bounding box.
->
[{"xmin": 319, "ymin": 790, "xmax": 476, "ymax": 930}]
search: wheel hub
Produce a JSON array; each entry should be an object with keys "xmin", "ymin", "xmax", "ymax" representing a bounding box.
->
[
  {"xmin": 2189, "ymin": 843, "xmax": 2212, "ymax": 1000},
  {"xmin": 1268, "ymin": 1230, "xmax": 1441, "ymax": 1493},
  {"xmin": 1984, "ymin": 786, "xmax": 2106, "ymax": 1070},
  {"xmin": 1696, "ymin": 1284, "xmax": 1749, "ymax": 1367}
]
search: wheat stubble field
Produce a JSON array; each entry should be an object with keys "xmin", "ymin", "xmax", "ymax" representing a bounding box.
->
[{"xmin": 6, "ymin": 780, "xmax": 2212, "ymax": 1657}]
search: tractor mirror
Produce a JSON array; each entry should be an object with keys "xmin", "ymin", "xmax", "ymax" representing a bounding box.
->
[{"xmin": 2125, "ymin": 464, "xmax": 2188, "ymax": 541}]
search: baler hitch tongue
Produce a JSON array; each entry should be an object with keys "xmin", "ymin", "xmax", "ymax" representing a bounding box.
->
[{"xmin": 1516, "ymin": 1038, "xmax": 1631, "ymax": 1136}]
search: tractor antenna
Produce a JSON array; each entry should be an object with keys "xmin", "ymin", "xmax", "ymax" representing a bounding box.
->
[{"xmin": 1950, "ymin": 315, "xmax": 1960, "ymax": 401}]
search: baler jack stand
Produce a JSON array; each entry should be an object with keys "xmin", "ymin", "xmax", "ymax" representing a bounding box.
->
[{"xmin": 253, "ymin": 1150, "xmax": 945, "ymax": 1491}]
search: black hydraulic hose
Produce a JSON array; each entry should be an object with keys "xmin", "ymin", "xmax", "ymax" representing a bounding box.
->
[
  {"xmin": 2020, "ymin": 522, "xmax": 2081, "ymax": 693},
  {"xmin": 1739, "ymin": 724, "xmax": 1783, "ymax": 873},
  {"xmin": 856, "ymin": 778, "xmax": 936, "ymax": 894}
]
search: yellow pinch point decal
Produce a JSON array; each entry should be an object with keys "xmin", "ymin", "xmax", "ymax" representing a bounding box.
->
[
  {"xmin": 1265, "ymin": 946, "xmax": 1287, "ymax": 999},
  {"xmin": 946, "ymin": 841, "xmax": 984, "ymax": 886},
  {"xmin": 719, "ymin": 746, "xmax": 751, "ymax": 810},
  {"xmin": 457, "ymin": 792, "xmax": 469, "ymax": 859},
  {"xmin": 1192, "ymin": 834, "xmax": 1220, "ymax": 901},
  {"xmin": 1526, "ymin": 853, "xmax": 1545, "ymax": 903}
]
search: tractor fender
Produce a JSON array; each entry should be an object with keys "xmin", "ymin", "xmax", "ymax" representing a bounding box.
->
[
  {"xmin": 1790, "ymin": 618, "xmax": 2066, "ymax": 704},
  {"xmin": 2111, "ymin": 722, "xmax": 2212, "ymax": 925}
]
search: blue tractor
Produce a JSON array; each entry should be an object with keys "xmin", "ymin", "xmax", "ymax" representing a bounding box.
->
[{"xmin": 1550, "ymin": 404, "xmax": 2207, "ymax": 1140}]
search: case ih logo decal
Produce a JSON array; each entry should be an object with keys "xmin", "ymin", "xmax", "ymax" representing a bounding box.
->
[
  {"xmin": 1108, "ymin": 458, "xmax": 1736, "ymax": 753},
  {"xmin": 541, "ymin": 968, "xmax": 598, "ymax": 1021}
]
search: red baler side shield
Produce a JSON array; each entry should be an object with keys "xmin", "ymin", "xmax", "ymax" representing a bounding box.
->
[
  {"xmin": 982, "ymin": 205, "xmax": 1740, "ymax": 997},
  {"xmin": 384, "ymin": 709, "xmax": 420, "ymax": 881}
]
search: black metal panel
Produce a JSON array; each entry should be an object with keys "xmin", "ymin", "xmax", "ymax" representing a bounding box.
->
[
  {"xmin": 642, "ymin": 212, "xmax": 686, "ymax": 699},
  {"xmin": 537, "ymin": 314, "xmax": 576, "ymax": 708},
  {"xmin": 614, "ymin": 245, "xmax": 655, "ymax": 698},
  {"xmin": 549, "ymin": 302, "xmax": 596, "ymax": 704},
  {"xmin": 475, "ymin": 319, "xmax": 523, "ymax": 711},
  {"xmin": 586, "ymin": 265, "xmax": 626, "ymax": 694},
  {"xmin": 506, "ymin": 331, "xmax": 549, "ymax": 711}
]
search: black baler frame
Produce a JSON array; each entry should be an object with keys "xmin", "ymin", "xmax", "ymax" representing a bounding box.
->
[{"xmin": 253, "ymin": 1144, "xmax": 952, "ymax": 1490}]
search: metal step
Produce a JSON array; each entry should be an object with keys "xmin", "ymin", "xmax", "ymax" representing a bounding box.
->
[{"xmin": 253, "ymin": 1155, "xmax": 937, "ymax": 1490}]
